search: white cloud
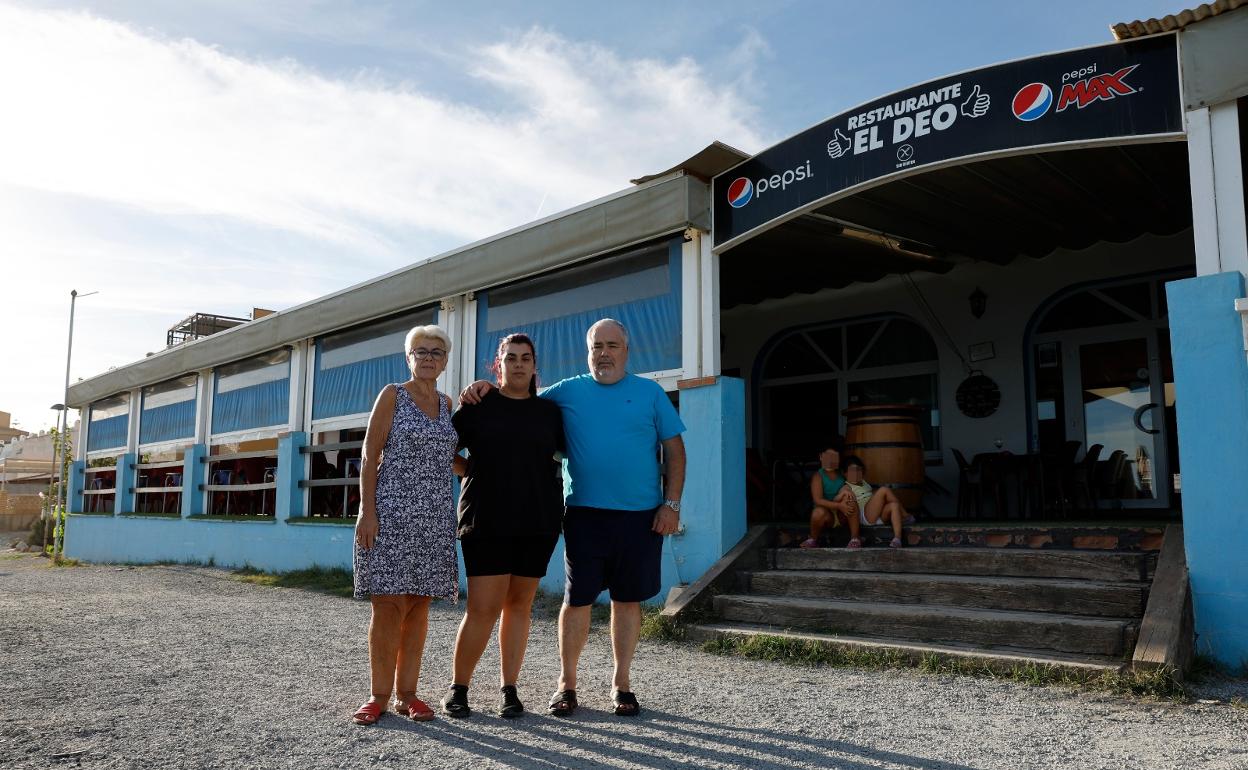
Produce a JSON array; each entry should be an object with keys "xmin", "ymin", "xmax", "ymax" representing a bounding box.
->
[{"xmin": 0, "ymin": 4, "xmax": 768, "ymax": 431}]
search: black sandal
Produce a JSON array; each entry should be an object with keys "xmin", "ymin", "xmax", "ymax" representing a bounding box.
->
[
  {"xmin": 547, "ymin": 689, "xmax": 577, "ymax": 717},
  {"xmin": 499, "ymin": 685, "xmax": 524, "ymax": 718},
  {"xmin": 441, "ymin": 684, "xmax": 471, "ymax": 718},
  {"xmin": 612, "ymin": 690, "xmax": 640, "ymax": 717}
]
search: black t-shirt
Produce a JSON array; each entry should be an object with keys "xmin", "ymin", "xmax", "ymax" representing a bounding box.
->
[{"xmin": 451, "ymin": 390, "xmax": 566, "ymax": 539}]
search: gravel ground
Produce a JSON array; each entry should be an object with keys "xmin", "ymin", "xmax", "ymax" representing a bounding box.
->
[{"xmin": 3, "ymin": 550, "xmax": 1247, "ymax": 770}]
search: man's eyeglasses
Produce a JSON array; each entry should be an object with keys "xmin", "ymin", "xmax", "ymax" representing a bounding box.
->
[{"xmin": 409, "ymin": 348, "xmax": 447, "ymax": 361}]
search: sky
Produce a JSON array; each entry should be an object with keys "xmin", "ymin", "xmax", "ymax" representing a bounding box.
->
[{"xmin": 0, "ymin": 0, "xmax": 1181, "ymax": 433}]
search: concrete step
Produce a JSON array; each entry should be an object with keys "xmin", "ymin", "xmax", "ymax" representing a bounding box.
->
[
  {"xmin": 770, "ymin": 547, "xmax": 1152, "ymax": 582},
  {"xmin": 685, "ymin": 621, "xmax": 1126, "ymax": 676},
  {"xmin": 712, "ymin": 593, "xmax": 1137, "ymax": 656},
  {"xmin": 743, "ymin": 570, "xmax": 1148, "ymax": 618}
]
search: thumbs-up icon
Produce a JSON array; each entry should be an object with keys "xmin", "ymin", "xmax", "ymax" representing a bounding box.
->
[
  {"xmin": 961, "ymin": 84, "xmax": 990, "ymax": 118},
  {"xmin": 827, "ymin": 129, "xmax": 852, "ymax": 159}
]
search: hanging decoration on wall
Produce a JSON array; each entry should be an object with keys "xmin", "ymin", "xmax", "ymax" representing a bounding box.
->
[
  {"xmin": 968, "ymin": 287, "xmax": 987, "ymax": 319},
  {"xmin": 956, "ymin": 371, "xmax": 1001, "ymax": 418}
]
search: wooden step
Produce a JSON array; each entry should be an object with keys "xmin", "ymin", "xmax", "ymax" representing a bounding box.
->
[
  {"xmin": 744, "ymin": 570, "xmax": 1148, "ymax": 617},
  {"xmin": 770, "ymin": 547, "xmax": 1151, "ymax": 582},
  {"xmin": 686, "ymin": 621, "xmax": 1126, "ymax": 676},
  {"xmin": 712, "ymin": 594, "xmax": 1137, "ymax": 656}
]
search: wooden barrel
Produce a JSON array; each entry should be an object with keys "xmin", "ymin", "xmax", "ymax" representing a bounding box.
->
[{"xmin": 842, "ymin": 404, "xmax": 925, "ymax": 511}]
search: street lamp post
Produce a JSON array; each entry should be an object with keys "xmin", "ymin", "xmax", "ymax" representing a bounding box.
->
[
  {"xmin": 55, "ymin": 289, "xmax": 97, "ymax": 560},
  {"xmin": 45, "ymin": 403, "xmax": 66, "ymax": 556}
]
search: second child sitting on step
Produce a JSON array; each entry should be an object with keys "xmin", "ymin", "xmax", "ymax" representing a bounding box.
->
[{"xmin": 841, "ymin": 454, "xmax": 915, "ymax": 549}]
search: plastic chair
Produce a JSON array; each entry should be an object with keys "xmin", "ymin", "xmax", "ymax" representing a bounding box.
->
[
  {"xmin": 211, "ymin": 469, "xmax": 233, "ymax": 514},
  {"xmin": 261, "ymin": 467, "xmax": 277, "ymax": 515},
  {"xmin": 343, "ymin": 458, "xmax": 362, "ymax": 517},
  {"xmin": 1070, "ymin": 444, "xmax": 1103, "ymax": 512},
  {"xmin": 163, "ymin": 472, "xmax": 183, "ymax": 515},
  {"xmin": 952, "ymin": 449, "xmax": 986, "ymax": 518}
]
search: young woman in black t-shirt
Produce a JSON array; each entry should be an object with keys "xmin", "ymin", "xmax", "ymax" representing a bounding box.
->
[{"xmin": 442, "ymin": 333, "xmax": 565, "ymax": 719}]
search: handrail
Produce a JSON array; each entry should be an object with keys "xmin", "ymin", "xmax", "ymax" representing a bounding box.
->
[
  {"xmin": 201, "ymin": 450, "xmax": 279, "ymax": 462},
  {"xmin": 299, "ymin": 478, "xmax": 361, "ymax": 489},
  {"xmin": 130, "ymin": 486, "xmax": 184, "ymax": 494},
  {"xmin": 132, "ymin": 460, "xmax": 185, "ymax": 470},
  {"xmin": 81, "ymin": 489, "xmax": 116, "ymax": 495},
  {"xmin": 300, "ymin": 441, "xmax": 365, "ymax": 454},
  {"xmin": 199, "ymin": 482, "xmax": 277, "ymax": 492},
  {"xmin": 83, "ymin": 466, "xmax": 118, "ymax": 474}
]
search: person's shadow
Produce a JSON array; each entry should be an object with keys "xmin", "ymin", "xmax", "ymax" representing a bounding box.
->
[{"xmin": 375, "ymin": 706, "xmax": 985, "ymax": 770}]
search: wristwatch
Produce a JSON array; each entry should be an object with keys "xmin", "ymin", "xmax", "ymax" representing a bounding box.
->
[{"xmin": 663, "ymin": 499, "xmax": 681, "ymax": 513}]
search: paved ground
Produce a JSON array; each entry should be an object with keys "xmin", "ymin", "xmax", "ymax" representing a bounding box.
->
[{"xmin": 2, "ymin": 550, "xmax": 1247, "ymax": 770}]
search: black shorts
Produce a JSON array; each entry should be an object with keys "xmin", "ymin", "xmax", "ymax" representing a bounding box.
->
[
  {"xmin": 461, "ymin": 534, "xmax": 559, "ymax": 578},
  {"xmin": 563, "ymin": 505, "xmax": 662, "ymax": 606}
]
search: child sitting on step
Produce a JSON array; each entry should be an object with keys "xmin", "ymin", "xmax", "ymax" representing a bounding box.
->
[
  {"xmin": 841, "ymin": 454, "xmax": 915, "ymax": 549},
  {"xmin": 800, "ymin": 445, "xmax": 863, "ymax": 550}
]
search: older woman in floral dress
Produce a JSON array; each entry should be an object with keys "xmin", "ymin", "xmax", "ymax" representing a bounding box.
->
[{"xmin": 351, "ymin": 324, "xmax": 459, "ymax": 725}]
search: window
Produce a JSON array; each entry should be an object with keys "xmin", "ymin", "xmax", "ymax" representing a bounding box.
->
[
  {"xmin": 474, "ymin": 240, "xmax": 683, "ymax": 387},
  {"xmin": 312, "ymin": 309, "xmax": 437, "ymax": 423},
  {"xmin": 133, "ymin": 447, "xmax": 187, "ymax": 515},
  {"xmin": 87, "ymin": 394, "xmax": 129, "ymax": 454},
  {"xmin": 303, "ymin": 428, "xmax": 366, "ymax": 519},
  {"xmin": 82, "ymin": 455, "xmax": 118, "ymax": 513},
  {"xmin": 205, "ymin": 438, "xmax": 279, "ymax": 517},
  {"xmin": 759, "ymin": 316, "xmax": 941, "ymax": 458},
  {"xmin": 139, "ymin": 375, "xmax": 197, "ymax": 446},
  {"xmin": 211, "ymin": 349, "xmax": 290, "ymax": 435}
]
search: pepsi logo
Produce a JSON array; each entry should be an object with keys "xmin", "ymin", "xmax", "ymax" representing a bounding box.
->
[
  {"xmin": 727, "ymin": 177, "xmax": 753, "ymax": 208},
  {"xmin": 1012, "ymin": 83, "xmax": 1053, "ymax": 122}
]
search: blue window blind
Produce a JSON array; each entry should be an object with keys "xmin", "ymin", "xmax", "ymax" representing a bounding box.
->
[
  {"xmin": 87, "ymin": 394, "xmax": 130, "ymax": 452},
  {"xmin": 211, "ymin": 349, "xmax": 291, "ymax": 434},
  {"xmin": 139, "ymin": 374, "xmax": 198, "ymax": 445},
  {"xmin": 312, "ymin": 307, "xmax": 438, "ymax": 421},
  {"xmin": 475, "ymin": 239, "xmax": 682, "ymax": 386}
]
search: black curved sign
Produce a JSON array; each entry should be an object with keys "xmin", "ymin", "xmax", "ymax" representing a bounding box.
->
[{"xmin": 712, "ymin": 35, "xmax": 1182, "ymax": 249}]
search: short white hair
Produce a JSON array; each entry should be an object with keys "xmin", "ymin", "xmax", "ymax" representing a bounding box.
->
[
  {"xmin": 404, "ymin": 324, "xmax": 452, "ymax": 354},
  {"xmin": 586, "ymin": 318, "xmax": 628, "ymax": 348}
]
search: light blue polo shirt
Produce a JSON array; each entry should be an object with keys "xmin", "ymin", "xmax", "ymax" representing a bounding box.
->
[{"xmin": 541, "ymin": 373, "xmax": 686, "ymax": 511}]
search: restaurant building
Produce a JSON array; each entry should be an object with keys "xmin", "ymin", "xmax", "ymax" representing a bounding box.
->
[{"xmin": 64, "ymin": 4, "xmax": 1247, "ymax": 668}]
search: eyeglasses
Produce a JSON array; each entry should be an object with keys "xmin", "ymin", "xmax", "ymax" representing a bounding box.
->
[{"xmin": 409, "ymin": 348, "xmax": 447, "ymax": 361}]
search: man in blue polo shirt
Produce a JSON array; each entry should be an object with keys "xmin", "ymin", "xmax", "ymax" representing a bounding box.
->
[{"xmin": 461, "ymin": 318, "xmax": 685, "ymax": 718}]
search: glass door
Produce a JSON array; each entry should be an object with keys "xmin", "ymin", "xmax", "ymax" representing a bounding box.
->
[{"xmin": 1067, "ymin": 334, "xmax": 1169, "ymax": 509}]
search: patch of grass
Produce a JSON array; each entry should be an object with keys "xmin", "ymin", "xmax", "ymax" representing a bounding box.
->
[
  {"xmin": 702, "ymin": 633, "xmax": 908, "ymax": 669},
  {"xmin": 50, "ymin": 556, "xmax": 82, "ymax": 568},
  {"xmin": 188, "ymin": 514, "xmax": 275, "ymax": 523},
  {"xmin": 231, "ymin": 565, "xmax": 354, "ymax": 597},
  {"xmin": 702, "ymin": 633, "xmax": 1189, "ymax": 701},
  {"xmin": 1230, "ymin": 696, "xmax": 1248, "ymax": 711},
  {"xmin": 639, "ymin": 608, "xmax": 682, "ymax": 642}
]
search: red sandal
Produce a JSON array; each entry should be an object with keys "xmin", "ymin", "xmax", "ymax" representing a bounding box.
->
[
  {"xmin": 404, "ymin": 697, "xmax": 435, "ymax": 722},
  {"xmin": 351, "ymin": 701, "xmax": 384, "ymax": 725}
]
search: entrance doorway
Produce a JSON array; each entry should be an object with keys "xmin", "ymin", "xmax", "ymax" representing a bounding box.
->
[{"xmin": 1029, "ymin": 271, "xmax": 1186, "ymax": 514}]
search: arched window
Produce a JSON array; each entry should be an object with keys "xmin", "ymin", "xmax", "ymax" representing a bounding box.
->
[{"xmin": 758, "ymin": 315, "xmax": 940, "ymax": 458}]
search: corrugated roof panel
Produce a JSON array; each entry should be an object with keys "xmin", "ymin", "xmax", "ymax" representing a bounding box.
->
[{"xmin": 1111, "ymin": 0, "xmax": 1247, "ymax": 39}]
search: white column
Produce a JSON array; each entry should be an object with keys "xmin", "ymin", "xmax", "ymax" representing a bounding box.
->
[
  {"xmin": 698, "ymin": 229, "xmax": 721, "ymax": 377},
  {"xmin": 461, "ymin": 294, "xmax": 478, "ymax": 393},
  {"xmin": 125, "ymin": 389, "xmax": 141, "ymax": 453},
  {"xmin": 287, "ymin": 340, "xmax": 308, "ymax": 432},
  {"xmin": 1187, "ymin": 102, "xmax": 1248, "ymax": 277},
  {"xmin": 681, "ymin": 230, "xmax": 703, "ymax": 380},
  {"xmin": 193, "ymin": 369, "xmax": 212, "ymax": 444},
  {"xmin": 439, "ymin": 296, "xmax": 466, "ymax": 397}
]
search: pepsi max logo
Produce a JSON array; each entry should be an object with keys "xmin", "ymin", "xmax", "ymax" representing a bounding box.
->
[
  {"xmin": 1012, "ymin": 83, "xmax": 1053, "ymax": 122},
  {"xmin": 727, "ymin": 177, "xmax": 753, "ymax": 208}
]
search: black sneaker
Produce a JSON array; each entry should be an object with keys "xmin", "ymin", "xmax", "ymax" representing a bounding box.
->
[
  {"xmin": 499, "ymin": 685, "xmax": 524, "ymax": 718},
  {"xmin": 441, "ymin": 684, "xmax": 470, "ymax": 718}
]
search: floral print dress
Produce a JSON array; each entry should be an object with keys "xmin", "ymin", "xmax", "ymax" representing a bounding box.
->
[{"xmin": 353, "ymin": 384, "xmax": 459, "ymax": 601}]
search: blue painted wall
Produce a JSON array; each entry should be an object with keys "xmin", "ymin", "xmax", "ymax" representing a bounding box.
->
[
  {"xmin": 65, "ymin": 379, "xmax": 751, "ymax": 608},
  {"xmin": 1166, "ymin": 271, "xmax": 1248, "ymax": 668}
]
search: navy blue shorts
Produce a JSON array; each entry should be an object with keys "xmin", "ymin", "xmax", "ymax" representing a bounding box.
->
[{"xmin": 563, "ymin": 505, "xmax": 662, "ymax": 606}]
